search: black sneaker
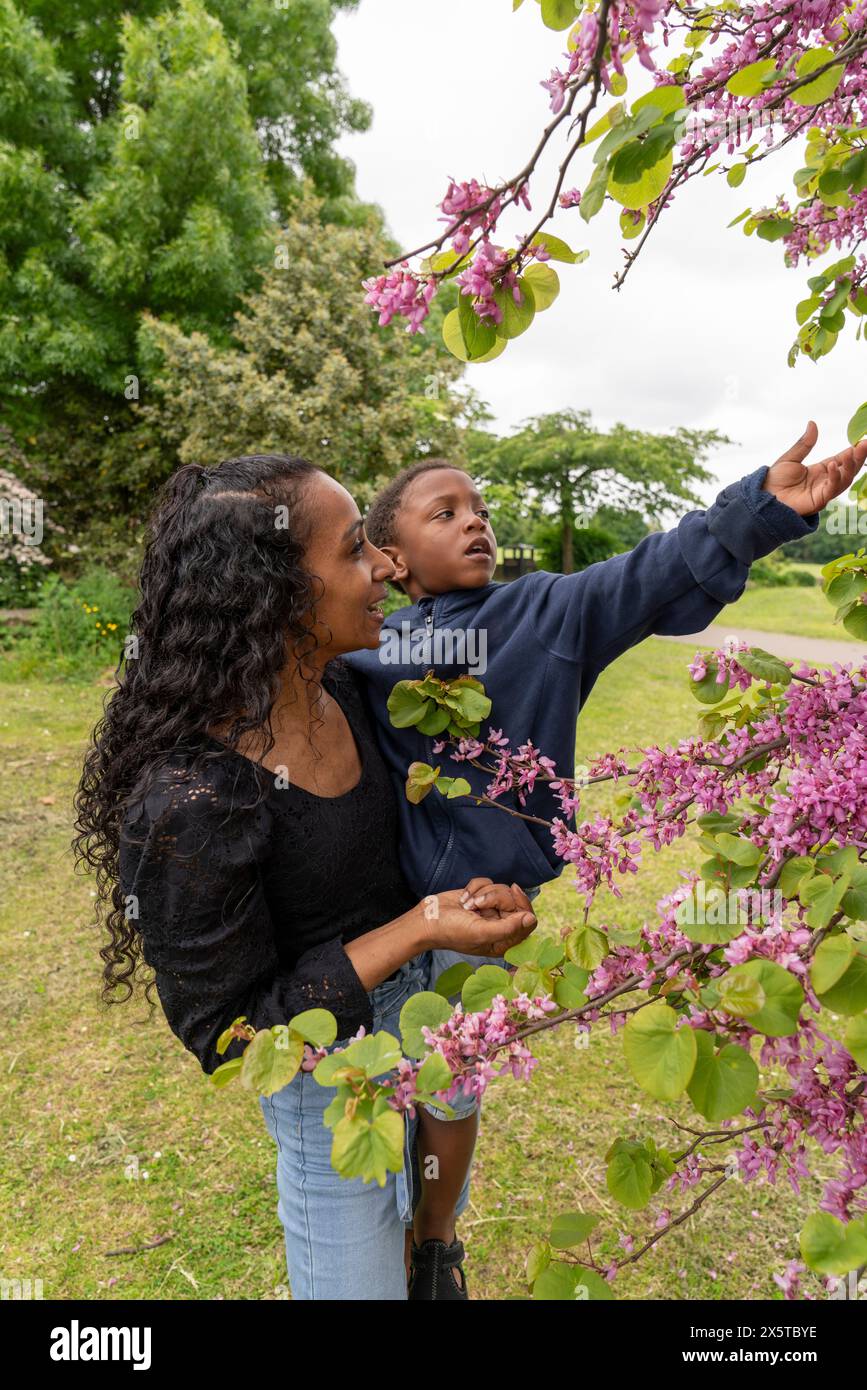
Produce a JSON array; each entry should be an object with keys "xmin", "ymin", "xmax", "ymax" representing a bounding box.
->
[{"xmin": 408, "ymin": 1236, "xmax": 469, "ymax": 1300}]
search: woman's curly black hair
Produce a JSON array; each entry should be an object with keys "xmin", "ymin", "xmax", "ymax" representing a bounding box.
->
[{"xmin": 72, "ymin": 453, "xmax": 330, "ymax": 1011}]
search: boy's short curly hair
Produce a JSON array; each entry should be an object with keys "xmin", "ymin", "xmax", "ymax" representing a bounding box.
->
[{"xmin": 365, "ymin": 458, "xmax": 471, "ymax": 589}]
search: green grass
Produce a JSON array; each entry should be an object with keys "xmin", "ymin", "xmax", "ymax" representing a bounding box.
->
[
  {"xmin": 0, "ymin": 642, "xmax": 834, "ymax": 1301},
  {"xmin": 720, "ymin": 580, "xmax": 844, "ymax": 643}
]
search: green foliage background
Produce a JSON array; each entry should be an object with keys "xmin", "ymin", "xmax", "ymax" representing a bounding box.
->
[{"xmin": 0, "ymin": 0, "xmax": 464, "ymax": 576}]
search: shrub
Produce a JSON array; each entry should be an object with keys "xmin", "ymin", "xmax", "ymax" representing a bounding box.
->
[
  {"xmin": 533, "ymin": 520, "xmax": 619, "ymax": 573},
  {"xmin": 748, "ymin": 557, "xmax": 816, "ymax": 587},
  {"xmin": 0, "ymin": 567, "xmax": 137, "ymax": 682}
]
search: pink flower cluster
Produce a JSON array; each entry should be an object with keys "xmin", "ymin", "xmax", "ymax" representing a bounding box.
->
[
  {"xmin": 439, "ymin": 177, "xmax": 507, "ymax": 257},
  {"xmin": 687, "ymin": 640, "xmax": 756, "ymax": 691},
  {"xmin": 484, "ymin": 737, "xmax": 558, "ymax": 800},
  {"xmin": 455, "ymin": 240, "xmax": 527, "ymax": 327},
  {"xmin": 726, "ymin": 1023, "xmax": 867, "ymax": 1223},
  {"xmin": 308, "ymin": 995, "xmax": 559, "ymax": 1120},
  {"xmin": 362, "ymin": 168, "xmax": 540, "ymax": 338},
  {"xmin": 415, "ymin": 990, "xmax": 559, "ymax": 1110},
  {"xmin": 773, "ymin": 1260, "xmax": 813, "ymax": 1301},
  {"xmin": 539, "ymin": 0, "xmax": 668, "ymax": 113},
  {"xmin": 362, "ymin": 262, "xmax": 438, "ymax": 334}
]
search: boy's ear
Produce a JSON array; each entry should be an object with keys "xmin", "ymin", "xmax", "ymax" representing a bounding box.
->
[{"xmin": 378, "ymin": 543, "xmax": 410, "ymax": 584}]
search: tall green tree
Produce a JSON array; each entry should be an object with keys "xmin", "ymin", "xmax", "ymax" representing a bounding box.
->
[
  {"xmin": 0, "ymin": 0, "xmax": 388, "ymax": 558},
  {"xmin": 2, "ymin": 1, "xmax": 276, "ymax": 396},
  {"xmin": 468, "ymin": 408, "xmax": 726, "ymax": 573},
  {"xmin": 137, "ymin": 186, "xmax": 467, "ymax": 502},
  {"xmin": 12, "ymin": 0, "xmax": 370, "ymax": 201},
  {"xmin": 1, "ymin": 0, "xmax": 373, "ymax": 395}
]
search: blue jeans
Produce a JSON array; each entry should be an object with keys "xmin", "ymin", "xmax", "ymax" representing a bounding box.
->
[{"xmin": 258, "ymin": 948, "xmax": 483, "ymax": 1300}]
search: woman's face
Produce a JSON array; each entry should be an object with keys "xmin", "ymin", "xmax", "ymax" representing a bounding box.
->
[{"xmin": 300, "ymin": 471, "xmax": 396, "ymax": 657}]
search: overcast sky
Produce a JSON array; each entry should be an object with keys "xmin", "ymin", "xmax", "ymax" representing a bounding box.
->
[{"xmin": 332, "ymin": 0, "xmax": 864, "ymax": 502}]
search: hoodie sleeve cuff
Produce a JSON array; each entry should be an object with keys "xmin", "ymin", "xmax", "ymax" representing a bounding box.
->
[{"xmin": 705, "ymin": 466, "xmax": 820, "ymax": 566}]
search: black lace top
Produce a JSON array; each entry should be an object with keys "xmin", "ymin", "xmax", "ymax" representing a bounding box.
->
[{"xmin": 119, "ymin": 660, "xmax": 418, "ymax": 1075}]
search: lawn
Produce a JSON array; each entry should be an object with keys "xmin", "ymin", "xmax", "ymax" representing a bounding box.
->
[
  {"xmin": 0, "ymin": 641, "xmax": 835, "ymax": 1301},
  {"xmin": 720, "ymin": 578, "xmax": 843, "ymax": 643}
]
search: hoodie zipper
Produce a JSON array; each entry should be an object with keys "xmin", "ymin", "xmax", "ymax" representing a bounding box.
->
[
  {"xmin": 418, "ymin": 595, "xmax": 455, "ymax": 894},
  {"xmin": 427, "ymin": 822, "xmax": 455, "ymax": 895}
]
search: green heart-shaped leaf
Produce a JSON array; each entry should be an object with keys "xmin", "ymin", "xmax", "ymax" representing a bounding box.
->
[
  {"xmin": 606, "ymin": 1145, "xmax": 653, "ymax": 1209},
  {"xmin": 844, "ymin": 1013, "xmax": 867, "ymax": 1068},
  {"xmin": 816, "ymin": 947, "xmax": 867, "ymax": 1016},
  {"xmin": 331, "ymin": 1106, "xmax": 405, "ymax": 1186},
  {"xmin": 241, "ymin": 1027, "xmax": 304, "ymax": 1096},
  {"xmin": 549, "ymin": 1210, "xmax": 600, "ymax": 1249},
  {"xmin": 800, "ymin": 1211, "xmax": 867, "ymax": 1275},
  {"xmin": 461, "ymin": 964, "xmax": 516, "ymax": 1013},
  {"xmin": 724, "ymin": 959, "xmax": 803, "ymax": 1036},
  {"xmin": 399, "ymin": 993, "xmax": 454, "ymax": 1058},
  {"xmin": 686, "ymin": 1031, "xmax": 759, "ymax": 1122},
  {"xmin": 623, "ymin": 1002, "xmax": 698, "ymax": 1100},
  {"xmin": 285, "ymin": 1008, "xmax": 337, "ymax": 1048},
  {"xmin": 811, "ymin": 932, "xmax": 857, "ymax": 994}
]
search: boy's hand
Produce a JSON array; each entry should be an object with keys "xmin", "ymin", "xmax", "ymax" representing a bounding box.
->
[
  {"xmin": 459, "ymin": 877, "xmax": 533, "ymax": 918},
  {"xmin": 425, "ymin": 887, "xmax": 536, "ymax": 956},
  {"xmin": 762, "ymin": 419, "xmax": 867, "ymax": 515}
]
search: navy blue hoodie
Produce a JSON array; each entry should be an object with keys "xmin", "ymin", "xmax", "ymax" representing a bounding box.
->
[{"xmin": 343, "ymin": 466, "xmax": 818, "ymax": 899}]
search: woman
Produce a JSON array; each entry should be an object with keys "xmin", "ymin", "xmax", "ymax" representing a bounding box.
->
[{"xmin": 73, "ymin": 454, "xmax": 537, "ymax": 1301}]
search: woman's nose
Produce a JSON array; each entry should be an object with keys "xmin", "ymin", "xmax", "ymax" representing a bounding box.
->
[{"xmin": 375, "ymin": 553, "xmax": 397, "ymax": 580}]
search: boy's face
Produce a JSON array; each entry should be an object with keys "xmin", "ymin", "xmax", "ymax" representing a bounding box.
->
[{"xmin": 388, "ymin": 468, "xmax": 498, "ymax": 600}]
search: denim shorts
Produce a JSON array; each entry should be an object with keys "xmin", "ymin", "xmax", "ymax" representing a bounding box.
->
[{"xmin": 258, "ymin": 948, "xmax": 484, "ymax": 1300}]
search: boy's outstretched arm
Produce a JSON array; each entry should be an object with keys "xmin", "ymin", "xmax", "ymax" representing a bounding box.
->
[{"xmin": 525, "ymin": 420, "xmax": 867, "ymax": 671}]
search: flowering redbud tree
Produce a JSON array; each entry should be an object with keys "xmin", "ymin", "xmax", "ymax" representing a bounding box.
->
[
  {"xmin": 213, "ymin": 1, "xmax": 867, "ymax": 1299},
  {"xmin": 362, "ymin": 0, "xmax": 867, "ymax": 447},
  {"xmin": 215, "ymin": 561, "xmax": 867, "ymax": 1299}
]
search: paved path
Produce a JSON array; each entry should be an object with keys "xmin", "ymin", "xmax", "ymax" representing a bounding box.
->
[{"xmin": 659, "ymin": 624, "xmax": 865, "ymax": 666}]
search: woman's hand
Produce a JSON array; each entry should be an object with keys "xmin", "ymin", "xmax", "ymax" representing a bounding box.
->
[{"xmin": 419, "ymin": 879, "xmax": 537, "ymax": 956}]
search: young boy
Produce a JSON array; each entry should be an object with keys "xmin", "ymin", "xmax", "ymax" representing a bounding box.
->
[{"xmin": 344, "ymin": 419, "xmax": 865, "ymax": 1295}]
